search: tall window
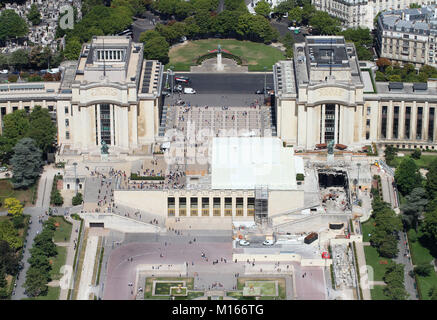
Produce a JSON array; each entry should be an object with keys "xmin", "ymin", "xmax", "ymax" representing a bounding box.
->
[
  {"xmin": 100, "ymin": 104, "xmax": 111, "ymax": 145},
  {"xmin": 405, "ymin": 106, "xmax": 411, "ymax": 139},
  {"xmin": 325, "ymin": 104, "xmax": 335, "ymax": 142},
  {"xmin": 429, "ymin": 108, "xmax": 435, "ymax": 142},
  {"xmin": 393, "ymin": 106, "xmax": 399, "ymax": 139},
  {"xmin": 381, "ymin": 106, "xmax": 388, "ymax": 139},
  {"xmin": 416, "ymin": 107, "xmax": 423, "ymax": 140}
]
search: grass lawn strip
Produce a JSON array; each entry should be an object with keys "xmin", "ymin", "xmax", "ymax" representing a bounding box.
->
[
  {"xmin": 52, "ymin": 216, "xmax": 72, "ymax": 243},
  {"xmin": 391, "ymin": 154, "xmax": 437, "ymax": 169},
  {"xmin": 370, "ymin": 285, "xmax": 390, "ymax": 300},
  {"xmin": 363, "ymin": 245, "xmax": 393, "ymax": 281},
  {"xmin": 168, "ymin": 39, "xmax": 285, "ymax": 72},
  {"xmin": 361, "ymin": 218, "xmax": 376, "ymax": 243},
  {"xmin": 23, "ymin": 286, "xmax": 60, "ymax": 300},
  {"xmin": 0, "ymin": 179, "xmax": 37, "ymax": 209},
  {"xmin": 49, "ymin": 246, "xmax": 67, "ymax": 281},
  {"xmin": 72, "ymin": 228, "xmax": 89, "ymax": 300}
]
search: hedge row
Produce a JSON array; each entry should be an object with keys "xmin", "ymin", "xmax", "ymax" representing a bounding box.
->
[{"xmin": 195, "ymin": 51, "xmax": 245, "ymax": 66}]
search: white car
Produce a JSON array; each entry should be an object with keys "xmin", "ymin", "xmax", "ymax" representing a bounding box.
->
[
  {"xmin": 0, "ymin": 70, "xmax": 8, "ymax": 74},
  {"xmin": 239, "ymin": 240, "xmax": 250, "ymax": 246},
  {"xmin": 263, "ymin": 240, "xmax": 275, "ymax": 246},
  {"xmin": 183, "ymin": 87, "xmax": 196, "ymax": 94}
]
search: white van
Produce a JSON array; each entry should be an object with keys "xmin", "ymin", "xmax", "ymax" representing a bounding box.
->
[{"xmin": 184, "ymin": 87, "xmax": 196, "ymax": 94}]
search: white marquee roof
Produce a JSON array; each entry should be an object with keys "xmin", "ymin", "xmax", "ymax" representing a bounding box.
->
[{"xmin": 211, "ymin": 137, "xmax": 297, "ymax": 190}]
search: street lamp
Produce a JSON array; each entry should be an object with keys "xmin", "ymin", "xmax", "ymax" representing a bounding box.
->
[
  {"xmin": 170, "ymin": 65, "xmax": 174, "ymax": 96},
  {"xmin": 357, "ymin": 162, "xmax": 361, "ymax": 199},
  {"xmin": 73, "ymin": 162, "xmax": 78, "ymax": 195},
  {"xmin": 264, "ymin": 66, "xmax": 267, "ymax": 99}
]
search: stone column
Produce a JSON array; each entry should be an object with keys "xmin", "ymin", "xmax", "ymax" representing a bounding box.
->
[
  {"xmin": 243, "ymin": 196, "xmax": 248, "ymax": 217},
  {"xmin": 387, "ymin": 101, "xmax": 393, "ymax": 140},
  {"xmin": 321, "ymin": 104, "xmax": 326, "ymax": 144},
  {"xmin": 423, "ymin": 102, "xmax": 429, "ymax": 142},
  {"xmin": 399, "ymin": 101, "xmax": 405, "ymax": 140},
  {"xmin": 110, "ymin": 104, "xmax": 115, "ymax": 146},
  {"xmin": 334, "ymin": 104, "xmax": 339, "ymax": 144},
  {"xmin": 96, "ymin": 104, "xmax": 101, "ymax": 145},
  {"xmin": 411, "ymin": 102, "xmax": 417, "ymax": 141}
]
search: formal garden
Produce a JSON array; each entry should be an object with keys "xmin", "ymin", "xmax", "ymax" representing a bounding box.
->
[
  {"xmin": 144, "ymin": 277, "xmax": 204, "ymax": 300},
  {"xmin": 226, "ymin": 278, "xmax": 285, "ymax": 300},
  {"xmin": 167, "ymin": 39, "xmax": 285, "ymax": 71}
]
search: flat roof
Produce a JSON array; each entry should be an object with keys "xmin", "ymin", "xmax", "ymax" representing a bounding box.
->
[{"xmin": 211, "ymin": 137, "xmax": 297, "ymax": 190}]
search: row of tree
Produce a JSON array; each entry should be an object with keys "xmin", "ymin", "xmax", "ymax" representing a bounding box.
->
[
  {"xmin": 376, "ymin": 59, "xmax": 437, "ymax": 83},
  {"xmin": 0, "ymin": 46, "xmax": 63, "ymax": 72},
  {"xmin": 383, "ymin": 263, "xmax": 409, "ymax": 300},
  {"xmin": 23, "ymin": 218, "xmax": 59, "ymax": 297},
  {"xmin": 0, "ymin": 107, "xmax": 56, "ymax": 166},
  {"xmin": 369, "ymin": 190, "xmax": 402, "ymax": 258}
]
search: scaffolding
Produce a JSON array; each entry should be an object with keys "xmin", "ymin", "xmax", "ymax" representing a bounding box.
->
[{"xmin": 255, "ymin": 185, "xmax": 268, "ymax": 225}]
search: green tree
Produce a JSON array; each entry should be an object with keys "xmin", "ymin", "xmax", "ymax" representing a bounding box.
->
[
  {"xmin": 23, "ymin": 266, "xmax": 48, "ymax": 297},
  {"xmin": 0, "ymin": 219, "xmax": 23, "ymax": 250},
  {"xmin": 4, "ymin": 198, "xmax": 23, "ymax": 217},
  {"xmin": 384, "ymin": 145, "xmax": 397, "ymax": 166},
  {"xmin": 9, "ymin": 49, "xmax": 29, "ymax": 71},
  {"xmin": 273, "ymin": 0, "xmax": 296, "ymax": 17},
  {"xmin": 288, "ymin": 6, "xmax": 303, "ymax": 25},
  {"xmin": 401, "ymin": 187, "xmax": 428, "ymax": 230},
  {"xmin": 426, "ymin": 158, "xmax": 437, "ymax": 200},
  {"xmin": 28, "ymin": 106, "xmax": 57, "ymax": 154},
  {"xmin": 414, "ymin": 263, "xmax": 433, "ymax": 276},
  {"xmin": 383, "ymin": 263, "xmax": 409, "ymax": 300},
  {"xmin": 422, "ymin": 209, "xmax": 437, "ymax": 245},
  {"xmin": 10, "ymin": 138, "xmax": 43, "ymax": 189},
  {"xmin": 0, "ymin": 240, "xmax": 19, "ymax": 275},
  {"xmin": 72, "ymin": 192, "xmax": 83, "ymax": 206},
  {"xmin": 27, "ymin": 4, "xmax": 42, "ymax": 26},
  {"xmin": 429, "ymin": 286, "xmax": 437, "ymax": 300},
  {"xmin": 309, "ymin": 10, "xmax": 340, "ymax": 35},
  {"xmin": 0, "ymin": 9, "xmax": 28, "ymax": 42},
  {"xmin": 64, "ymin": 37, "xmax": 82, "ymax": 61},
  {"xmin": 254, "ymin": 0, "xmax": 271, "ymax": 18},
  {"xmin": 0, "ymin": 109, "xmax": 30, "ymax": 164},
  {"xmin": 394, "ymin": 157, "xmax": 423, "ymax": 196},
  {"xmin": 28, "ymin": 46, "xmax": 52, "ymax": 70},
  {"xmin": 0, "ymin": 53, "xmax": 8, "ymax": 69},
  {"xmin": 411, "ymin": 148, "xmax": 422, "ymax": 160},
  {"xmin": 50, "ymin": 189, "xmax": 64, "ymax": 207},
  {"xmin": 143, "ymin": 35, "xmax": 170, "ymax": 64}
]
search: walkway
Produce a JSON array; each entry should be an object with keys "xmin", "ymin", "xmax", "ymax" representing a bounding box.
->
[{"xmin": 76, "ymin": 235, "xmax": 99, "ymax": 300}]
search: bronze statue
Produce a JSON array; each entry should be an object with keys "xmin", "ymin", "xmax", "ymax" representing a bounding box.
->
[
  {"xmin": 101, "ymin": 140, "xmax": 109, "ymax": 155},
  {"xmin": 327, "ymin": 140, "xmax": 335, "ymax": 155},
  {"xmin": 218, "ymin": 44, "xmax": 221, "ymax": 53}
]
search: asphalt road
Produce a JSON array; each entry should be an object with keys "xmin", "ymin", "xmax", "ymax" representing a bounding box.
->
[{"xmin": 173, "ymin": 73, "xmax": 274, "ymax": 94}]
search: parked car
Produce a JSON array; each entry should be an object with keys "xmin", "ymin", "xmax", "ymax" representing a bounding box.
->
[
  {"xmin": 183, "ymin": 87, "xmax": 196, "ymax": 94},
  {"xmin": 262, "ymin": 240, "xmax": 275, "ymax": 246},
  {"xmin": 173, "ymin": 85, "xmax": 183, "ymax": 93},
  {"xmin": 239, "ymin": 240, "xmax": 250, "ymax": 246},
  {"xmin": 0, "ymin": 166, "xmax": 8, "ymax": 172},
  {"xmin": 255, "ymin": 87, "xmax": 272, "ymax": 94},
  {"xmin": 0, "ymin": 70, "xmax": 8, "ymax": 74}
]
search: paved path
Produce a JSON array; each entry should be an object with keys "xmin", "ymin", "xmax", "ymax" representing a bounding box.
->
[
  {"xmin": 395, "ymin": 231, "xmax": 419, "ymax": 300},
  {"xmin": 77, "ymin": 236, "xmax": 99, "ymax": 300},
  {"xmin": 59, "ymin": 216, "xmax": 81, "ymax": 300},
  {"xmin": 355, "ymin": 242, "xmax": 371, "ymax": 300}
]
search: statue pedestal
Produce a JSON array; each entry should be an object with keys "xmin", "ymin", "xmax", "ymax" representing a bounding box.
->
[
  {"xmin": 217, "ymin": 53, "xmax": 224, "ymax": 71},
  {"xmin": 327, "ymin": 153, "xmax": 334, "ymax": 164},
  {"xmin": 101, "ymin": 154, "xmax": 109, "ymax": 162}
]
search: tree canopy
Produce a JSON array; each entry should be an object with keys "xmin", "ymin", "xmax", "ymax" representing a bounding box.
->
[
  {"xmin": 4, "ymin": 198, "xmax": 23, "ymax": 217},
  {"xmin": 254, "ymin": 1, "xmax": 271, "ymax": 19},
  {"xmin": 309, "ymin": 11, "xmax": 341, "ymax": 35},
  {"xmin": 10, "ymin": 138, "xmax": 43, "ymax": 189},
  {"xmin": 394, "ymin": 157, "xmax": 423, "ymax": 196},
  {"xmin": 27, "ymin": 4, "xmax": 42, "ymax": 26},
  {"xmin": 0, "ymin": 9, "xmax": 28, "ymax": 42}
]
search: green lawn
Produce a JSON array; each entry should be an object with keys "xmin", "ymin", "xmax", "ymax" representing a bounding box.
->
[
  {"xmin": 154, "ymin": 281, "xmax": 185, "ymax": 295},
  {"xmin": 50, "ymin": 246, "xmax": 68, "ymax": 280},
  {"xmin": 407, "ymin": 229, "xmax": 437, "ymax": 300},
  {"xmin": 370, "ymin": 285, "xmax": 390, "ymax": 300},
  {"xmin": 0, "ymin": 179, "xmax": 38, "ymax": 209},
  {"xmin": 244, "ymin": 281, "xmax": 276, "ymax": 296},
  {"xmin": 390, "ymin": 154, "xmax": 437, "ymax": 169},
  {"xmin": 23, "ymin": 286, "xmax": 60, "ymax": 300},
  {"xmin": 361, "ymin": 218, "xmax": 376, "ymax": 242},
  {"xmin": 52, "ymin": 216, "xmax": 73, "ymax": 243},
  {"xmin": 167, "ymin": 39, "xmax": 285, "ymax": 71},
  {"xmin": 417, "ymin": 270, "xmax": 437, "ymax": 300},
  {"xmin": 363, "ymin": 245, "xmax": 393, "ymax": 281}
]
